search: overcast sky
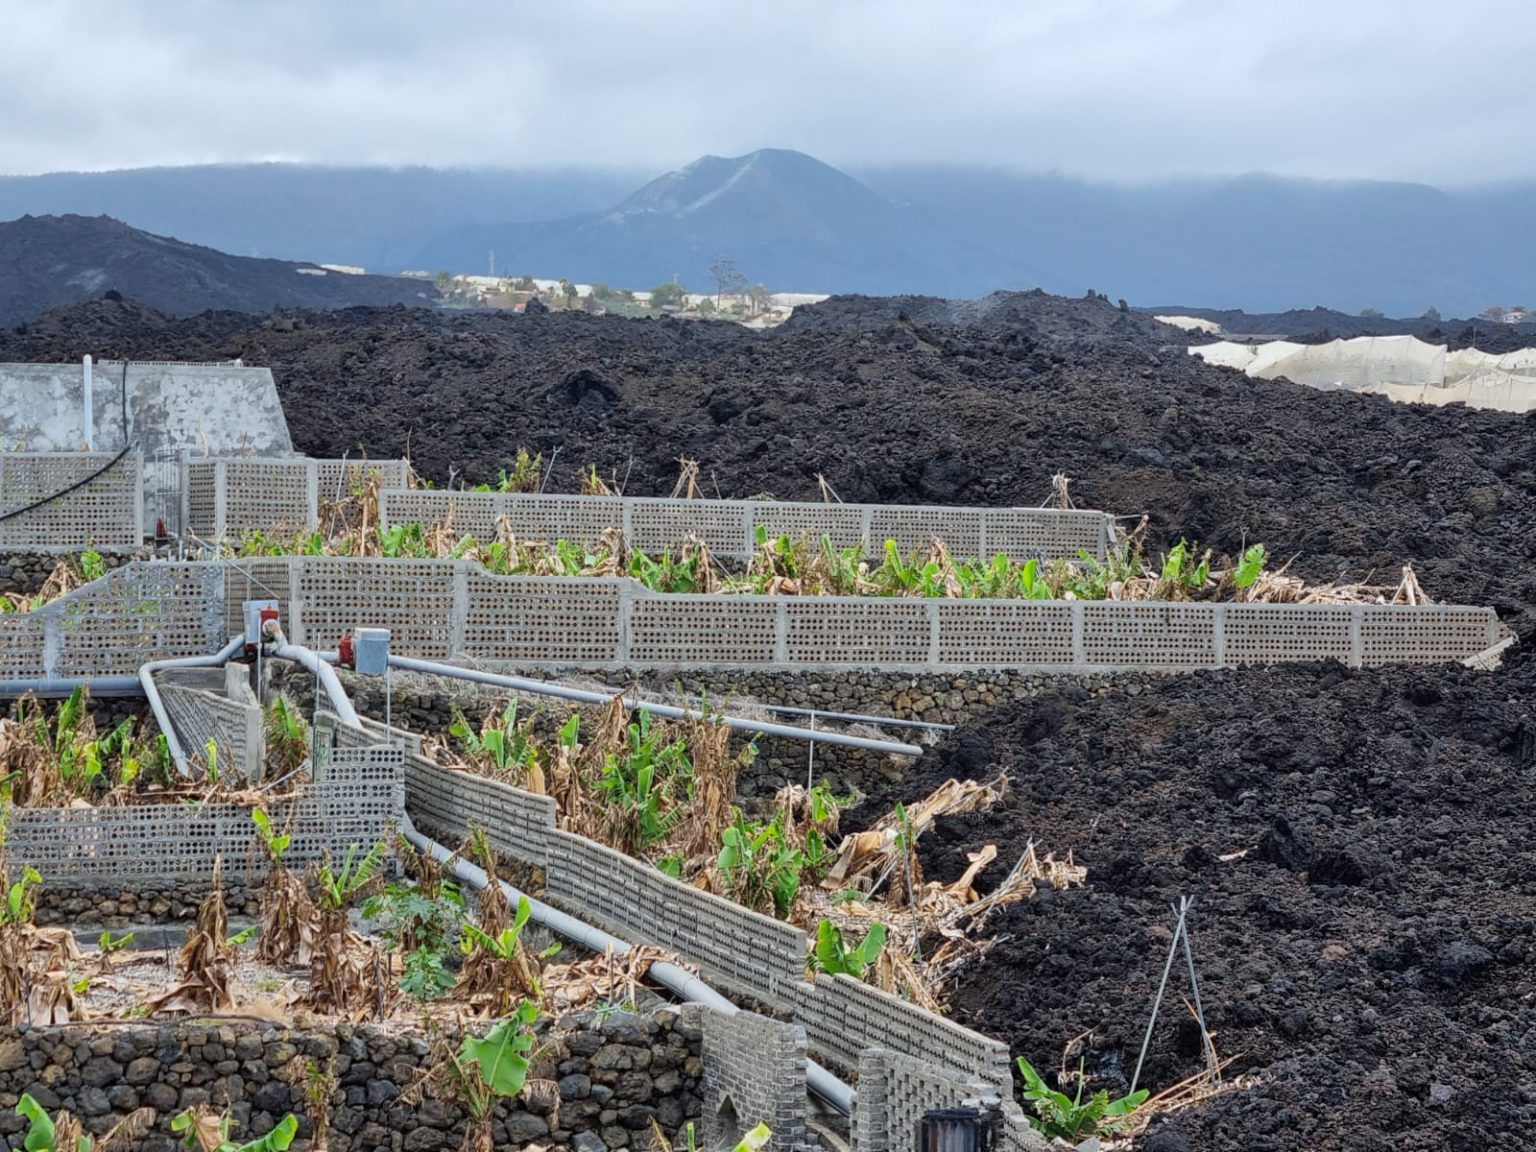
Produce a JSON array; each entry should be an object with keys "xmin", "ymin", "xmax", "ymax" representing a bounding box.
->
[{"xmin": 3, "ymin": 0, "xmax": 1530, "ymax": 183}]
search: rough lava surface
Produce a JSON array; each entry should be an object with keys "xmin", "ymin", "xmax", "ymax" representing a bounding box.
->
[{"xmin": 2, "ymin": 290, "xmax": 1534, "ymax": 1150}]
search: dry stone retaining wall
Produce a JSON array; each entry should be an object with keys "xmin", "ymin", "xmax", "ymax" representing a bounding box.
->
[{"xmin": 0, "ymin": 1008, "xmax": 708, "ymax": 1152}]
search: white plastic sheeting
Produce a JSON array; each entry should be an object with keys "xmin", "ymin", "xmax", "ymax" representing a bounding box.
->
[{"xmin": 1191, "ymin": 336, "xmax": 1536, "ymax": 412}]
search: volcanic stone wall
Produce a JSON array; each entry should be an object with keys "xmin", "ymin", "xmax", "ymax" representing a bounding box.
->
[
  {"xmin": 0, "ymin": 549, "xmax": 136, "ymax": 597},
  {"xmin": 0, "ymin": 1008, "xmax": 712, "ymax": 1152}
]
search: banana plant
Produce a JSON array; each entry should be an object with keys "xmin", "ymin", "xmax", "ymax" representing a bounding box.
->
[
  {"xmin": 1233, "ymin": 543, "xmax": 1267, "ymax": 589},
  {"xmin": 251, "ymin": 808, "xmax": 292, "ymax": 864},
  {"xmin": 316, "ymin": 840, "xmax": 388, "ymax": 911},
  {"xmin": 812, "ymin": 919, "xmax": 888, "ymax": 979},
  {"xmin": 172, "ymin": 1108, "xmax": 298, "ymax": 1152},
  {"xmin": 1, "ymin": 867, "xmax": 42, "ymax": 927}
]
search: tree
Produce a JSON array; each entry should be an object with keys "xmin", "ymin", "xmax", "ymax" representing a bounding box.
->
[
  {"xmin": 1359, "ymin": 307, "xmax": 1384, "ymax": 319},
  {"xmin": 697, "ymin": 298, "xmax": 716, "ymax": 315},
  {"xmin": 433, "ymin": 270, "xmax": 455, "ymax": 293},
  {"xmin": 558, "ymin": 279, "xmax": 578, "ymax": 307},
  {"xmin": 1480, "ymin": 306, "xmax": 1506, "ymax": 321},
  {"xmin": 709, "ymin": 257, "xmax": 748, "ymax": 306},
  {"xmin": 1421, "ymin": 306, "xmax": 1441, "ymax": 322},
  {"xmin": 515, "ymin": 275, "xmax": 537, "ymax": 292},
  {"xmin": 748, "ymin": 283, "xmax": 770, "ymax": 316},
  {"xmin": 591, "ymin": 283, "xmax": 616, "ymax": 301},
  {"xmin": 650, "ymin": 282, "xmax": 685, "ymax": 310}
]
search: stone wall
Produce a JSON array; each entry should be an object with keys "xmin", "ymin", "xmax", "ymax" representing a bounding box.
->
[
  {"xmin": 0, "ymin": 550, "xmax": 138, "ymax": 598},
  {"xmin": 0, "ymin": 1006, "xmax": 708, "ymax": 1152},
  {"xmin": 34, "ymin": 881, "xmax": 260, "ymax": 928}
]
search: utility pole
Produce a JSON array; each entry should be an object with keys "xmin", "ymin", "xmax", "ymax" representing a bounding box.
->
[{"xmin": 489, "ymin": 249, "xmax": 496, "ymax": 279}]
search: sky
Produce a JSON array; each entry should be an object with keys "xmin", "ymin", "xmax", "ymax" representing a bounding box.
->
[{"xmin": 2, "ymin": 0, "xmax": 1531, "ymax": 183}]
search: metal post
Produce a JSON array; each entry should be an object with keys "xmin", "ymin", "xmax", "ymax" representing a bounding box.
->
[
  {"xmin": 81, "ymin": 355, "xmax": 94, "ymax": 450},
  {"xmin": 1131, "ymin": 901, "xmax": 1187, "ymax": 1096},
  {"xmin": 1178, "ymin": 896, "xmax": 1218, "ymax": 1077}
]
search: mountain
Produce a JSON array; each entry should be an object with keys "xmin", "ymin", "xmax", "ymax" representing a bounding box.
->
[
  {"xmin": 855, "ymin": 167, "xmax": 1536, "ymax": 316},
  {"xmin": 4, "ymin": 155, "xmax": 1535, "ymax": 313},
  {"xmin": 0, "ymin": 164, "xmax": 643, "ymax": 271},
  {"xmin": 0, "ymin": 214, "xmax": 439, "ymax": 326},
  {"xmin": 416, "ymin": 149, "xmax": 1042, "ymax": 295}
]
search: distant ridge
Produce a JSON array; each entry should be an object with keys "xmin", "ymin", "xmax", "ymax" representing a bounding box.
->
[{"xmin": 0, "ymin": 214, "xmax": 438, "ymax": 327}]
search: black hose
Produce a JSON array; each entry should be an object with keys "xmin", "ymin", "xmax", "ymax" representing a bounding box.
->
[{"xmin": 0, "ymin": 360, "xmax": 133, "ymax": 525}]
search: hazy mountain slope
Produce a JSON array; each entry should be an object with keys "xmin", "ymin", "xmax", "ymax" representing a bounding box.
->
[
  {"xmin": 4, "ymin": 157, "xmax": 1534, "ymax": 313},
  {"xmin": 418, "ymin": 149, "xmax": 1044, "ymax": 295},
  {"xmin": 0, "ymin": 164, "xmax": 643, "ymax": 270},
  {"xmin": 0, "ymin": 214, "xmax": 438, "ymax": 326},
  {"xmin": 858, "ymin": 167, "xmax": 1536, "ymax": 316}
]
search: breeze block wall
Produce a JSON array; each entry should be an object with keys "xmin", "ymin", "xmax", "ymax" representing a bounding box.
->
[
  {"xmin": 0, "ymin": 453, "xmax": 141, "ymax": 550},
  {"xmin": 183, "ymin": 458, "xmax": 410, "ymax": 543},
  {"xmin": 3, "ymin": 742, "xmax": 401, "ymax": 886},
  {"xmin": 854, "ymin": 1049, "xmax": 1048, "ymax": 1152},
  {"xmin": 377, "ymin": 490, "xmax": 1115, "ymax": 564}
]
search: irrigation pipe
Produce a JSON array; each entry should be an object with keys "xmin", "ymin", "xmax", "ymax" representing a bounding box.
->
[
  {"xmin": 382, "ymin": 654, "xmax": 925, "ymax": 757},
  {"xmin": 397, "ymin": 812, "xmax": 857, "ymax": 1115},
  {"xmin": 268, "ymin": 636, "xmax": 362, "ymax": 729},
  {"xmin": 139, "ymin": 634, "xmax": 248, "ymax": 774},
  {"xmin": 0, "ymin": 676, "xmax": 143, "ymax": 699}
]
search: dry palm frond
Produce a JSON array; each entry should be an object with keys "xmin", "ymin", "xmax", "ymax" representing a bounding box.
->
[
  {"xmin": 1391, "ymin": 564, "xmax": 1432, "ymax": 606},
  {"xmin": 670, "ymin": 716, "xmax": 739, "ymax": 860},
  {"xmin": 774, "ymin": 783, "xmax": 842, "ymax": 845},
  {"xmin": 258, "ymin": 866, "xmax": 317, "ymax": 966},
  {"xmin": 1045, "ymin": 472, "xmax": 1076, "ymax": 510},
  {"xmin": 303, "ymin": 909, "xmax": 377, "ymax": 1017},
  {"xmin": 539, "ymin": 944, "xmax": 676, "ymax": 1014},
  {"xmin": 670, "ymin": 458, "xmax": 701, "ymax": 499},
  {"xmin": 94, "ymin": 1107, "xmax": 156, "ymax": 1152},
  {"xmin": 580, "ymin": 465, "xmax": 620, "ymax": 496},
  {"xmin": 0, "ymin": 704, "xmax": 63, "ymax": 807},
  {"xmin": 151, "ymin": 864, "xmax": 234, "ymax": 1014},
  {"xmin": 825, "ymin": 775, "xmax": 1009, "ymax": 890}
]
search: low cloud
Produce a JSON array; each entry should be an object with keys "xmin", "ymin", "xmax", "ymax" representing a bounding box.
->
[{"xmin": 0, "ymin": 0, "xmax": 1529, "ymax": 183}]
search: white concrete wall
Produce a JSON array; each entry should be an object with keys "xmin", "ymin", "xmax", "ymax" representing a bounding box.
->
[{"xmin": 0, "ymin": 361, "xmax": 293, "ymax": 457}]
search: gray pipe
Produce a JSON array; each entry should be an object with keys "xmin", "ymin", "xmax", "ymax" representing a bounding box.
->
[
  {"xmin": 139, "ymin": 634, "xmax": 247, "ymax": 773},
  {"xmin": 397, "ymin": 813, "xmax": 856, "ymax": 1115},
  {"xmin": 270, "ymin": 639, "xmax": 362, "ymax": 729},
  {"xmin": 385, "ymin": 654, "xmax": 923, "ymax": 757},
  {"xmin": 726, "ymin": 701, "xmax": 954, "ymax": 732},
  {"xmin": 0, "ymin": 676, "xmax": 144, "ymax": 699}
]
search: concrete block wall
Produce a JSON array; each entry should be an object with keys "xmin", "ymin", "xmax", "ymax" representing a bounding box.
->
[
  {"xmin": 0, "ymin": 562, "xmax": 224, "ymax": 682},
  {"xmin": 160, "ymin": 680, "xmax": 264, "ymax": 784},
  {"xmin": 3, "ymin": 743, "xmax": 401, "ymax": 884},
  {"xmin": 0, "ymin": 453, "xmax": 141, "ymax": 550},
  {"xmin": 398, "ymin": 754, "xmax": 1014, "ymax": 1089},
  {"xmin": 253, "ymin": 557, "xmax": 1504, "ymax": 675},
  {"xmin": 701, "ymin": 1008, "xmax": 809, "ymax": 1152},
  {"xmin": 854, "ymin": 1049, "xmax": 1049, "ymax": 1152},
  {"xmin": 184, "ymin": 458, "xmax": 409, "ymax": 543},
  {"xmin": 0, "ymin": 557, "xmax": 1506, "ymax": 685},
  {"xmin": 378, "ymin": 490, "xmax": 1115, "ymax": 564}
]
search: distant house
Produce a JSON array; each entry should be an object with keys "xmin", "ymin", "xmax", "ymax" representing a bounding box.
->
[{"xmin": 1502, "ymin": 308, "xmax": 1530, "ymax": 324}]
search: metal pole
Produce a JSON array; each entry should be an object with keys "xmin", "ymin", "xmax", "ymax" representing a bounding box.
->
[
  {"xmin": 384, "ymin": 654, "xmax": 924, "ymax": 757},
  {"xmin": 806, "ymin": 709, "xmax": 816, "ymax": 790},
  {"xmin": 81, "ymin": 355, "xmax": 94, "ymax": 451},
  {"xmin": 1130, "ymin": 902, "xmax": 1187, "ymax": 1096},
  {"xmin": 1178, "ymin": 897, "xmax": 1218, "ymax": 1077}
]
